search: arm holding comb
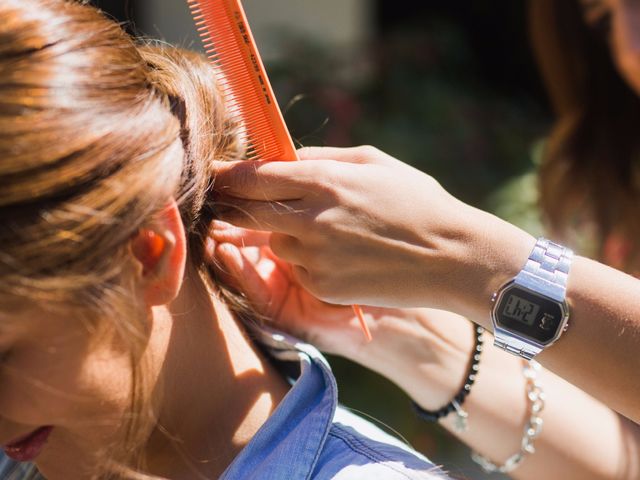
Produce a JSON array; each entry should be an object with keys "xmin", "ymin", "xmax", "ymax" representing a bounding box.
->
[
  {"xmin": 213, "ymin": 145, "xmax": 533, "ymax": 313},
  {"xmin": 212, "ymin": 144, "xmax": 640, "ymax": 425}
]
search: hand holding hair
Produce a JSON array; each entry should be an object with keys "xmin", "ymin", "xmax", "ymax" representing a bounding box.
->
[
  {"xmin": 213, "ymin": 144, "xmax": 640, "ymax": 425},
  {"xmin": 213, "ymin": 145, "xmax": 535, "ymax": 321}
]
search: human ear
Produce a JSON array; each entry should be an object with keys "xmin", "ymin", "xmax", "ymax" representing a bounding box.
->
[{"xmin": 130, "ymin": 198, "xmax": 187, "ymax": 306}]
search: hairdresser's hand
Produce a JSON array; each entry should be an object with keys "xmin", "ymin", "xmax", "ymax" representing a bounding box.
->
[
  {"xmin": 208, "ymin": 221, "xmax": 367, "ymax": 356},
  {"xmin": 213, "ymin": 145, "xmax": 535, "ymax": 322},
  {"xmin": 208, "ymin": 221, "xmax": 477, "ymax": 410}
]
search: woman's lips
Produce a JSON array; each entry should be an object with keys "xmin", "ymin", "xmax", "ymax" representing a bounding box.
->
[{"xmin": 3, "ymin": 426, "xmax": 53, "ymax": 462}]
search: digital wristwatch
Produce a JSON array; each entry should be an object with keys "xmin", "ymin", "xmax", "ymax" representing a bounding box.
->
[{"xmin": 490, "ymin": 237, "xmax": 573, "ymax": 360}]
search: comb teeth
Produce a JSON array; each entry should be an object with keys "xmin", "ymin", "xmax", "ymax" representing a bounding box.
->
[
  {"xmin": 187, "ymin": 0, "xmax": 297, "ymax": 161},
  {"xmin": 186, "ymin": 0, "xmax": 373, "ymax": 344}
]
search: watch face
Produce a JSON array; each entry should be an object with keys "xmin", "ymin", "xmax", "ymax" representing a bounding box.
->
[{"xmin": 494, "ymin": 285, "xmax": 566, "ymax": 344}]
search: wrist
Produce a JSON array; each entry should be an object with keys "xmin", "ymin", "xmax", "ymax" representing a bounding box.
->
[
  {"xmin": 450, "ymin": 207, "xmax": 536, "ymax": 329},
  {"xmin": 353, "ymin": 308, "xmax": 476, "ymax": 411}
]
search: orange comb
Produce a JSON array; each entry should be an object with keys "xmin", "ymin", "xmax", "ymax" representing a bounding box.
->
[{"xmin": 187, "ymin": 0, "xmax": 372, "ymax": 342}]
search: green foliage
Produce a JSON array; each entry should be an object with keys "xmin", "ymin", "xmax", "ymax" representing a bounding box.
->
[{"xmin": 268, "ymin": 19, "xmax": 548, "ymax": 207}]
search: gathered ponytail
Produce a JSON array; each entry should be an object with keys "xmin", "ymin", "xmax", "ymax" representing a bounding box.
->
[{"xmin": 138, "ymin": 43, "xmax": 260, "ymax": 326}]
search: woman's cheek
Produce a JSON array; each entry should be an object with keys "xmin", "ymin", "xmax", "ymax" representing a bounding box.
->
[
  {"xmin": 0, "ymin": 345, "xmax": 133, "ymax": 434},
  {"xmin": 0, "ymin": 350, "xmax": 63, "ymax": 426}
]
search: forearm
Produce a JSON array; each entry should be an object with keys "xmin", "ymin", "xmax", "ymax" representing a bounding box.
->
[
  {"xmin": 213, "ymin": 146, "xmax": 640, "ymax": 423},
  {"xmin": 440, "ymin": 332, "xmax": 640, "ymax": 480},
  {"xmin": 450, "ymin": 209, "xmax": 640, "ymax": 424},
  {"xmin": 537, "ymin": 256, "xmax": 640, "ymax": 424},
  {"xmin": 354, "ymin": 310, "xmax": 640, "ymax": 480}
]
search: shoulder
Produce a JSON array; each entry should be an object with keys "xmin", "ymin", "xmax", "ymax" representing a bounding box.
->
[
  {"xmin": 0, "ymin": 454, "xmax": 43, "ymax": 480},
  {"xmin": 311, "ymin": 407, "xmax": 449, "ymax": 480}
]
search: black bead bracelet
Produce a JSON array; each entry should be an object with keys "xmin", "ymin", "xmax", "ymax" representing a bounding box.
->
[{"xmin": 412, "ymin": 325, "xmax": 484, "ymax": 424}]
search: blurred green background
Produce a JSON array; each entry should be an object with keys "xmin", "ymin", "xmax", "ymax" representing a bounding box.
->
[{"xmin": 95, "ymin": 1, "xmax": 552, "ymax": 477}]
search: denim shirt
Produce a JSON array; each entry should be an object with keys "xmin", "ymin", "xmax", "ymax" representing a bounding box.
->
[{"xmin": 0, "ymin": 327, "xmax": 447, "ymax": 479}]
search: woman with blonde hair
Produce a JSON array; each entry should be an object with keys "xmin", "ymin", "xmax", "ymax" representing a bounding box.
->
[{"xmin": 0, "ymin": 1, "xmax": 448, "ymax": 478}]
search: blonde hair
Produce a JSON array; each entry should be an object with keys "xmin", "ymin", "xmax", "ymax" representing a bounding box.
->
[{"xmin": 0, "ymin": 0, "xmax": 249, "ymax": 476}]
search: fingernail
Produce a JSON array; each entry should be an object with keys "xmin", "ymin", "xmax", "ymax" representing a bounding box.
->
[
  {"xmin": 211, "ymin": 219, "xmax": 232, "ymax": 230},
  {"xmin": 205, "ymin": 237, "xmax": 216, "ymax": 257},
  {"xmin": 219, "ymin": 243, "xmax": 243, "ymax": 268}
]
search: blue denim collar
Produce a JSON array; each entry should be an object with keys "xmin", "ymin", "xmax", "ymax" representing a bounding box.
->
[{"xmin": 220, "ymin": 326, "xmax": 338, "ymax": 479}]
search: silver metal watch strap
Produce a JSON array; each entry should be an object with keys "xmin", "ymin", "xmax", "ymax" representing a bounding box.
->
[
  {"xmin": 494, "ymin": 238, "xmax": 573, "ymax": 359},
  {"xmin": 520, "ymin": 238, "xmax": 573, "ymax": 292},
  {"xmin": 493, "ymin": 334, "xmax": 541, "ymax": 360}
]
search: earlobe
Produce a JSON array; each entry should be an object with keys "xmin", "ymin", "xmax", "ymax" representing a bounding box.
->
[{"xmin": 130, "ymin": 199, "xmax": 187, "ymax": 306}]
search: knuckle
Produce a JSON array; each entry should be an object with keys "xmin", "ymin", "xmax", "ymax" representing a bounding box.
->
[
  {"xmin": 308, "ymin": 277, "xmax": 333, "ymax": 301},
  {"xmin": 296, "ymin": 146, "xmax": 316, "ymax": 160},
  {"xmin": 312, "ymin": 169, "xmax": 347, "ymax": 203},
  {"xmin": 309, "ymin": 182, "xmax": 338, "ymax": 205},
  {"xmin": 355, "ymin": 144, "xmax": 379, "ymax": 159},
  {"xmin": 307, "ymin": 268, "xmax": 340, "ymax": 302},
  {"xmin": 302, "ymin": 248, "xmax": 323, "ymax": 273},
  {"xmin": 218, "ymin": 161, "xmax": 257, "ymax": 193},
  {"xmin": 313, "ymin": 209, "xmax": 344, "ymax": 234}
]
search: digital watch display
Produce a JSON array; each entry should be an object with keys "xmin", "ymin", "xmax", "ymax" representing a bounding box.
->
[
  {"xmin": 493, "ymin": 284, "xmax": 567, "ymax": 345},
  {"xmin": 490, "ymin": 238, "xmax": 572, "ymax": 360}
]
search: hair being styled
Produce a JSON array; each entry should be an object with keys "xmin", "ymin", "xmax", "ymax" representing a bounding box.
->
[
  {"xmin": 529, "ymin": 0, "xmax": 640, "ymax": 269},
  {"xmin": 0, "ymin": 0, "xmax": 248, "ymax": 477}
]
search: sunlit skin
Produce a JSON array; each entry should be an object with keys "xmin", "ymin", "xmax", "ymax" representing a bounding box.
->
[
  {"xmin": 0, "ymin": 201, "xmax": 289, "ymax": 479},
  {"xmin": 210, "ymin": 224, "xmax": 478, "ymax": 411},
  {"xmin": 211, "ymin": 219, "xmax": 640, "ymax": 480},
  {"xmin": 580, "ymin": 0, "xmax": 640, "ymax": 95},
  {"xmin": 0, "ymin": 305, "xmax": 155, "ymax": 477},
  {"xmin": 206, "ymin": 3, "xmax": 640, "ymax": 477}
]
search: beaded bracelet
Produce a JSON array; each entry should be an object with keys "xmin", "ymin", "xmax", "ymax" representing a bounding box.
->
[{"xmin": 412, "ymin": 325, "xmax": 484, "ymax": 432}]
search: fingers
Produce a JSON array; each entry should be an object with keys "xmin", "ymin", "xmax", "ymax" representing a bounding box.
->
[
  {"xmin": 213, "ymin": 147, "xmax": 400, "ymax": 202},
  {"xmin": 259, "ymin": 244, "xmax": 294, "ymax": 275},
  {"xmin": 209, "ymin": 220, "xmax": 271, "ymax": 247},
  {"xmin": 212, "ymin": 159, "xmax": 318, "ymax": 200},
  {"xmin": 214, "ymin": 243, "xmax": 273, "ymax": 312},
  {"xmin": 213, "ymin": 228, "xmax": 312, "ymax": 305},
  {"xmin": 208, "ymin": 223, "xmax": 299, "ymax": 284},
  {"xmin": 215, "ymin": 196, "xmax": 307, "ymax": 235},
  {"xmin": 296, "ymin": 145, "xmax": 398, "ymax": 167}
]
